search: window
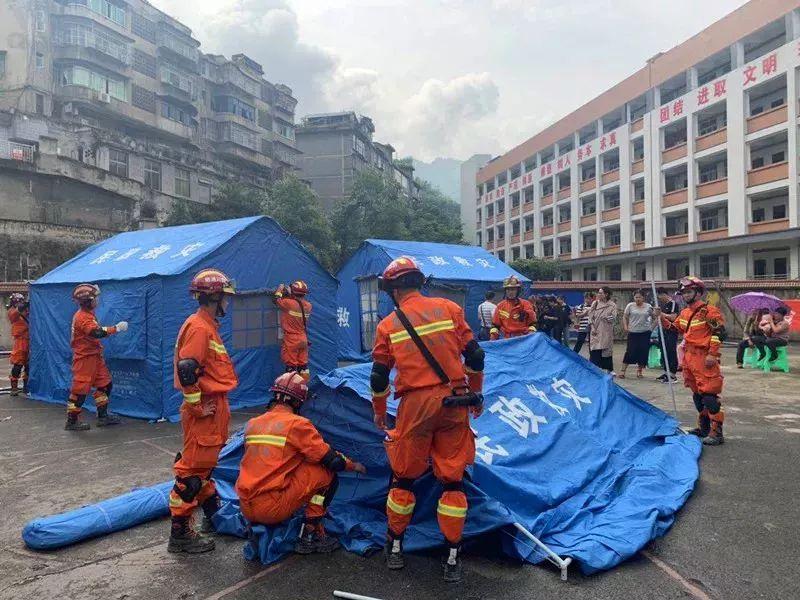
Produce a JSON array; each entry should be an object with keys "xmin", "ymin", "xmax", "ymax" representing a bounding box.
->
[
  {"xmin": 606, "ymin": 265, "xmax": 622, "ymax": 281},
  {"xmin": 131, "ymin": 12, "xmax": 156, "ymax": 43},
  {"xmin": 633, "ymin": 180, "xmax": 645, "ymax": 201},
  {"xmin": 751, "ymin": 156, "xmax": 764, "ymax": 169},
  {"xmin": 666, "ymin": 258, "xmax": 690, "ymax": 280},
  {"xmin": 231, "ymin": 293, "xmax": 280, "ymax": 350},
  {"xmin": 559, "ymin": 237, "xmax": 571, "ymax": 255},
  {"xmin": 61, "ymin": 66, "xmax": 126, "ymax": 101},
  {"xmin": 132, "ymin": 84, "xmax": 156, "ymax": 112},
  {"xmin": 770, "ymin": 98, "xmax": 784, "ymax": 109},
  {"xmin": 699, "ymin": 206, "xmax": 727, "ymax": 231},
  {"xmin": 558, "ymin": 204, "xmax": 571, "ymax": 222},
  {"xmin": 133, "ymin": 50, "xmax": 157, "ymax": 78},
  {"xmin": 86, "ymin": 0, "xmax": 126, "ymax": 26},
  {"xmin": 603, "ymin": 189, "xmax": 620, "ymax": 210},
  {"xmin": 771, "ymin": 151, "xmax": 785, "ymax": 164},
  {"xmin": 174, "ymin": 167, "xmax": 190, "ymax": 198},
  {"xmin": 773, "ymin": 204, "xmax": 786, "ymax": 219},
  {"xmin": 635, "ymin": 262, "xmax": 647, "ymax": 281},
  {"xmin": 582, "ymin": 232, "xmax": 596, "ymax": 250},
  {"xmin": 581, "ymin": 196, "xmax": 596, "ymax": 216},
  {"xmin": 524, "ymin": 187, "xmax": 533, "ymax": 204},
  {"xmin": 560, "ymin": 269, "xmax": 573, "ymax": 282},
  {"xmin": 542, "ymin": 210, "xmax": 553, "ymax": 227},
  {"xmin": 700, "ymin": 254, "xmax": 729, "ymax": 278},
  {"xmin": 108, "ymin": 149, "xmax": 128, "ymax": 177},
  {"xmin": 665, "ymin": 214, "xmax": 688, "ymax": 236},
  {"xmin": 359, "ymin": 278, "xmax": 380, "ymax": 352},
  {"xmin": 36, "ymin": 10, "xmax": 46, "ymax": 32},
  {"xmin": 487, "ymin": 204, "xmax": 494, "ymax": 218},
  {"xmin": 511, "ymin": 219, "xmax": 520, "ymax": 236},
  {"xmin": 524, "ymin": 215, "xmax": 534, "ymax": 231},
  {"xmin": 496, "ymin": 198, "xmax": 505, "ymax": 214},
  {"xmin": 699, "ymin": 163, "xmax": 720, "ymax": 183},
  {"xmin": 581, "ymin": 164, "xmax": 596, "ymax": 181},
  {"xmin": 36, "ymin": 53, "xmax": 44, "ymax": 69},
  {"xmin": 212, "ymin": 96, "xmax": 255, "ymax": 122},
  {"xmin": 752, "ymin": 207, "xmax": 766, "ymax": 222},
  {"xmin": 634, "ymin": 221, "xmax": 646, "ymax": 242},
  {"xmin": 541, "ymin": 181, "xmax": 553, "ymax": 196},
  {"xmin": 161, "ymin": 101, "xmax": 192, "ymax": 126},
  {"xmin": 497, "ymin": 250, "xmax": 506, "ymax": 262},
  {"xmin": 583, "ymin": 267, "xmax": 598, "ymax": 281},
  {"xmin": 511, "ymin": 192, "xmax": 520, "ymax": 209},
  {"xmin": 512, "ymin": 247, "xmax": 521, "ymax": 261},
  {"xmin": 497, "ymin": 224, "xmax": 505, "ymax": 240},
  {"xmin": 525, "ymin": 244, "xmax": 535, "ymax": 259},
  {"xmin": 542, "ymin": 240, "xmax": 554, "ymax": 257},
  {"xmin": 604, "ymin": 227, "xmax": 620, "ymax": 247},
  {"xmin": 225, "ymin": 123, "xmax": 258, "ymax": 150},
  {"xmin": 0, "ymin": 51, "xmax": 6, "ymax": 79},
  {"xmin": 35, "ymin": 93, "xmax": 44, "ymax": 115},
  {"xmin": 273, "ymin": 120, "xmax": 294, "ymax": 140},
  {"xmin": 144, "ymin": 159, "xmax": 161, "ymax": 191},
  {"xmin": 774, "ymin": 257, "xmax": 788, "ymax": 277}
]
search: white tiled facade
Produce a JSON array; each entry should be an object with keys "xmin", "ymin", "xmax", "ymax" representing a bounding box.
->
[{"xmin": 476, "ymin": 6, "xmax": 800, "ymax": 282}]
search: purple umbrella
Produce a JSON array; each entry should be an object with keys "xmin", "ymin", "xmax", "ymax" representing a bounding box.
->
[{"xmin": 729, "ymin": 292, "xmax": 787, "ymax": 313}]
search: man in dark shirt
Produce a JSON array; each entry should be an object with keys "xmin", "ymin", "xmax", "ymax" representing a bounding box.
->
[{"xmin": 655, "ymin": 288, "xmax": 679, "ymax": 382}]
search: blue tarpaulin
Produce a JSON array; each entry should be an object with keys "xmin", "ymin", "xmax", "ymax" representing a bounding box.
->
[
  {"xmin": 336, "ymin": 240, "xmax": 530, "ymax": 361},
  {"xmin": 22, "ymin": 335, "xmax": 700, "ymax": 575},
  {"xmin": 28, "ymin": 216, "xmax": 338, "ymax": 421}
]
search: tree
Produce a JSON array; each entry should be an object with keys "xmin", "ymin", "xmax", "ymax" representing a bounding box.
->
[
  {"xmin": 509, "ymin": 257, "xmax": 562, "ymax": 281},
  {"xmin": 263, "ymin": 176, "xmax": 336, "ymax": 270},
  {"xmin": 407, "ymin": 180, "xmax": 463, "ymax": 244},
  {"xmin": 164, "ymin": 182, "xmax": 266, "ymax": 226}
]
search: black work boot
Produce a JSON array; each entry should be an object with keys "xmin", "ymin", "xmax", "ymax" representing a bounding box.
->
[
  {"xmin": 168, "ymin": 517, "xmax": 215, "ymax": 554},
  {"xmin": 96, "ymin": 405, "xmax": 121, "ymax": 427},
  {"xmin": 384, "ymin": 534, "xmax": 405, "ymax": 570},
  {"xmin": 294, "ymin": 521, "xmax": 340, "ymax": 554},
  {"xmin": 199, "ymin": 494, "xmax": 220, "ymax": 534},
  {"xmin": 702, "ymin": 415, "xmax": 724, "ymax": 446},
  {"xmin": 688, "ymin": 410, "xmax": 710, "ymax": 437},
  {"xmin": 442, "ymin": 545, "xmax": 463, "ymax": 583},
  {"xmin": 65, "ymin": 414, "xmax": 90, "ymax": 431},
  {"xmin": 9, "ymin": 385, "xmax": 19, "ymax": 397}
]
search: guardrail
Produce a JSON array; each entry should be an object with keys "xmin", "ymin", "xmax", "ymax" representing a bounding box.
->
[{"xmin": 0, "ymin": 141, "xmax": 35, "ymax": 163}]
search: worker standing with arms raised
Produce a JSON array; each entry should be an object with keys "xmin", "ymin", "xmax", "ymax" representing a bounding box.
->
[
  {"xmin": 168, "ymin": 269, "xmax": 237, "ymax": 554},
  {"xmin": 273, "ymin": 281, "xmax": 312, "ymax": 381},
  {"xmin": 66, "ymin": 284, "xmax": 127, "ymax": 430},
  {"xmin": 370, "ymin": 256, "xmax": 485, "ymax": 583},
  {"xmin": 6, "ymin": 293, "xmax": 30, "ymax": 396},
  {"xmin": 489, "ymin": 276, "xmax": 536, "ymax": 340}
]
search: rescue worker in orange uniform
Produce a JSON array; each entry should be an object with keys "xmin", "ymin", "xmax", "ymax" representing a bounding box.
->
[
  {"xmin": 66, "ymin": 284, "xmax": 128, "ymax": 431},
  {"xmin": 655, "ymin": 276, "xmax": 726, "ymax": 446},
  {"xmin": 235, "ymin": 372, "xmax": 366, "ymax": 554},
  {"xmin": 6, "ymin": 293, "xmax": 30, "ymax": 396},
  {"xmin": 370, "ymin": 256, "xmax": 485, "ymax": 583},
  {"xmin": 489, "ymin": 276, "xmax": 537, "ymax": 340},
  {"xmin": 168, "ymin": 269, "xmax": 238, "ymax": 554},
  {"xmin": 273, "ymin": 281, "xmax": 312, "ymax": 381}
]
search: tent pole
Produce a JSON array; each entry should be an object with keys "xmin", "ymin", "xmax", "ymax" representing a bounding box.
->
[
  {"xmin": 650, "ymin": 280, "xmax": 679, "ymax": 421},
  {"xmin": 513, "ymin": 522, "xmax": 572, "ymax": 581}
]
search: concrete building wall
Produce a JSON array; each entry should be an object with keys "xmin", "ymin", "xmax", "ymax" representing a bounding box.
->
[{"xmin": 460, "ymin": 153, "xmax": 490, "ymax": 243}]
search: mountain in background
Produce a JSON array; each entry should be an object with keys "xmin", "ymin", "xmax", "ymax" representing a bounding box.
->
[{"xmin": 412, "ymin": 157, "xmax": 462, "ymax": 202}]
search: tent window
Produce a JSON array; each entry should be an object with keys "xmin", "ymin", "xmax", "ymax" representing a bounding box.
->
[
  {"xmin": 427, "ymin": 286, "xmax": 466, "ymax": 309},
  {"xmin": 359, "ymin": 278, "xmax": 380, "ymax": 352},
  {"xmin": 231, "ymin": 293, "xmax": 279, "ymax": 350}
]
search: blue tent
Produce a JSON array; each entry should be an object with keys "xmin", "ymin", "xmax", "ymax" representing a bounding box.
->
[
  {"xmin": 28, "ymin": 216, "xmax": 338, "ymax": 421},
  {"xmin": 336, "ymin": 240, "xmax": 530, "ymax": 361},
  {"xmin": 23, "ymin": 334, "xmax": 700, "ymax": 576}
]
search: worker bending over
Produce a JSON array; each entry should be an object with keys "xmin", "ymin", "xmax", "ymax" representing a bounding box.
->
[{"xmin": 490, "ymin": 276, "xmax": 536, "ymax": 340}]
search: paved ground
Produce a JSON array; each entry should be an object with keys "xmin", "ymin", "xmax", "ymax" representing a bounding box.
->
[{"xmin": 1, "ymin": 344, "xmax": 799, "ymax": 600}]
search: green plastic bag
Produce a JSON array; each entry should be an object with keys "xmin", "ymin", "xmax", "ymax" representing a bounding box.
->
[{"xmin": 647, "ymin": 345, "xmax": 662, "ymax": 369}]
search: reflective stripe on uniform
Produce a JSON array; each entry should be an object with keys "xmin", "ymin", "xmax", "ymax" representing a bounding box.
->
[
  {"xmin": 437, "ymin": 501, "xmax": 467, "ymax": 518},
  {"xmin": 288, "ymin": 310, "xmax": 304, "ymax": 318},
  {"xmin": 245, "ymin": 434, "xmax": 287, "ymax": 447},
  {"xmin": 689, "ymin": 320, "xmax": 707, "ymax": 328},
  {"xmin": 498, "ymin": 310, "xmax": 510, "ymax": 318},
  {"xmin": 169, "ymin": 495, "xmax": 183, "ymax": 507},
  {"xmin": 372, "ymin": 385, "xmax": 390, "ymax": 397},
  {"xmin": 389, "ymin": 319, "xmax": 455, "ymax": 344},
  {"xmin": 183, "ymin": 392, "xmax": 201, "ymax": 405},
  {"xmin": 710, "ymin": 336, "xmax": 720, "ymax": 344},
  {"xmin": 310, "ymin": 494, "xmax": 326, "ymax": 506},
  {"xmin": 386, "ymin": 496, "xmax": 416, "ymax": 515},
  {"xmin": 208, "ymin": 340, "xmax": 228, "ymax": 354}
]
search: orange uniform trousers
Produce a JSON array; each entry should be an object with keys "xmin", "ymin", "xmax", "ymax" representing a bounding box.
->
[
  {"xmin": 681, "ymin": 345, "xmax": 723, "ymax": 396},
  {"xmin": 169, "ymin": 394, "xmax": 230, "ymax": 518},
  {"xmin": 10, "ymin": 336, "xmax": 29, "ymax": 366},
  {"xmin": 385, "ymin": 383, "xmax": 473, "ymax": 544},
  {"xmin": 69, "ymin": 354, "xmax": 113, "ymax": 412},
  {"xmin": 239, "ymin": 462, "xmax": 334, "ymax": 525}
]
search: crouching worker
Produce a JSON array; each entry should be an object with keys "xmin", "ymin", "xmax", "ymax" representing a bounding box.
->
[{"xmin": 235, "ymin": 372, "xmax": 366, "ymax": 555}]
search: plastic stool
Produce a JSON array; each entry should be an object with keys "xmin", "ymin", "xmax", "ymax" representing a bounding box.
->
[
  {"xmin": 742, "ymin": 347, "xmax": 760, "ymax": 368},
  {"xmin": 759, "ymin": 345, "xmax": 790, "ymax": 373}
]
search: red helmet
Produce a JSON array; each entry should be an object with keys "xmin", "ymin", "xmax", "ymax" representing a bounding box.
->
[
  {"xmin": 73, "ymin": 283, "xmax": 100, "ymax": 304},
  {"xmin": 503, "ymin": 276, "xmax": 522, "ymax": 289},
  {"xmin": 379, "ymin": 256, "xmax": 424, "ymax": 291},
  {"xmin": 270, "ymin": 372, "xmax": 308, "ymax": 405},
  {"xmin": 189, "ymin": 269, "xmax": 236, "ymax": 297},
  {"xmin": 289, "ymin": 280, "xmax": 309, "ymax": 296},
  {"xmin": 678, "ymin": 276, "xmax": 705, "ymax": 293},
  {"xmin": 8, "ymin": 293, "xmax": 26, "ymax": 308}
]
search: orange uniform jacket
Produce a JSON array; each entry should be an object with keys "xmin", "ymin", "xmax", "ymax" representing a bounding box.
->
[
  {"xmin": 8, "ymin": 308, "xmax": 28, "ymax": 341},
  {"xmin": 275, "ymin": 296, "xmax": 312, "ymax": 367},
  {"xmin": 71, "ymin": 308, "xmax": 116, "ymax": 358},
  {"xmin": 236, "ymin": 404, "xmax": 351, "ymax": 501},
  {"xmin": 372, "ymin": 292, "xmax": 479, "ymax": 414},
  {"xmin": 174, "ymin": 309, "xmax": 238, "ymax": 412},
  {"xmin": 662, "ymin": 301, "xmax": 724, "ymax": 355},
  {"xmin": 491, "ymin": 298, "xmax": 537, "ymax": 338}
]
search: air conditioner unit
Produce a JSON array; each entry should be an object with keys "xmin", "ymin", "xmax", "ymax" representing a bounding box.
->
[{"xmin": 97, "ymin": 92, "xmax": 111, "ymax": 103}]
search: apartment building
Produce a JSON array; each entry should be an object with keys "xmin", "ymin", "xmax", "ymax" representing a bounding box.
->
[
  {"xmin": 0, "ymin": 0, "xmax": 299, "ymax": 280},
  {"xmin": 476, "ymin": 0, "xmax": 800, "ymax": 282},
  {"xmin": 296, "ymin": 111, "xmax": 419, "ymax": 211},
  {"xmin": 459, "ymin": 153, "xmax": 491, "ymax": 243}
]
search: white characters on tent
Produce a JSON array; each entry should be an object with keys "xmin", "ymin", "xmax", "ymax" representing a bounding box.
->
[
  {"xmin": 428, "ymin": 256, "xmax": 449, "ymax": 266},
  {"xmin": 551, "ymin": 378, "xmax": 591, "ymax": 411},
  {"xmin": 90, "ymin": 250, "xmax": 119, "ymax": 265},
  {"xmin": 475, "ymin": 435, "xmax": 509, "ymax": 465},
  {"xmin": 475, "ymin": 258, "xmax": 494, "ymax": 269},
  {"xmin": 452, "ymin": 256, "xmax": 472, "ymax": 267},
  {"xmin": 336, "ymin": 307, "xmax": 350, "ymax": 328},
  {"xmin": 489, "ymin": 395, "xmax": 547, "ymax": 438},
  {"xmin": 171, "ymin": 242, "xmax": 205, "ymax": 258},
  {"xmin": 526, "ymin": 383, "xmax": 570, "ymax": 416},
  {"xmin": 139, "ymin": 245, "xmax": 171, "ymax": 260},
  {"xmin": 114, "ymin": 248, "xmax": 141, "ymax": 261}
]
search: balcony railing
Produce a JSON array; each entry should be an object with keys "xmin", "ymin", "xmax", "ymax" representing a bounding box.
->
[
  {"xmin": 511, "ymin": 206, "xmax": 520, "ymax": 217},
  {"xmin": 522, "ymin": 201, "xmax": 534, "ymax": 213},
  {"xmin": 695, "ymin": 127, "xmax": 727, "ymax": 152},
  {"xmin": 580, "ymin": 214, "xmax": 596, "ymax": 227},
  {"xmin": 511, "ymin": 233, "xmax": 521, "ymax": 244},
  {"xmin": 603, "ymin": 245, "xmax": 621, "ymax": 254},
  {"xmin": 601, "ymin": 207, "xmax": 620, "ymax": 222},
  {"xmin": 524, "ymin": 230, "xmax": 534, "ymax": 241},
  {"xmin": 746, "ymin": 104, "xmax": 787, "ymax": 134},
  {"xmin": 0, "ymin": 141, "xmax": 35, "ymax": 162},
  {"xmin": 541, "ymin": 225, "xmax": 554, "ymax": 236},
  {"xmin": 662, "ymin": 188, "xmax": 688, "ymax": 207},
  {"xmin": 157, "ymin": 33, "xmax": 199, "ymax": 63},
  {"xmin": 748, "ymin": 218, "xmax": 789, "ymax": 234},
  {"xmin": 580, "ymin": 179, "xmax": 596, "ymax": 193},
  {"xmin": 55, "ymin": 30, "xmax": 130, "ymax": 65},
  {"xmin": 632, "ymin": 241, "xmax": 646, "ymax": 250},
  {"xmin": 557, "ymin": 221, "xmax": 571, "ymax": 233},
  {"xmin": 541, "ymin": 194, "xmax": 553, "ymax": 206},
  {"xmin": 696, "ymin": 227, "xmax": 728, "ymax": 242},
  {"xmin": 557, "ymin": 187, "xmax": 571, "ymax": 200},
  {"xmin": 630, "ymin": 117, "xmax": 644, "ymax": 133},
  {"xmin": 696, "ymin": 177, "xmax": 727, "ymax": 199},
  {"xmin": 662, "ymin": 142, "xmax": 687, "ymax": 163},
  {"xmin": 664, "ymin": 234, "xmax": 689, "ymax": 246},
  {"xmin": 632, "ymin": 201, "xmax": 645, "ymax": 215},
  {"xmin": 580, "ymin": 249, "xmax": 596, "ymax": 257},
  {"xmin": 485, "ymin": 215, "xmax": 495, "ymax": 226},
  {"xmin": 747, "ymin": 161, "xmax": 788, "ymax": 187},
  {"xmin": 631, "ymin": 159, "xmax": 644, "ymax": 174},
  {"xmin": 601, "ymin": 168, "xmax": 619, "ymax": 185}
]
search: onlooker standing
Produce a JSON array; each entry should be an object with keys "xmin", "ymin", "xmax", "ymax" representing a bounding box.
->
[
  {"xmin": 735, "ymin": 308, "xmax": 767, "ymax": 367},
  {"xmin": 573, "ymin": 292, "xmax": 595, "ymax": 354},
  {"xmin": 620, "ymin": 290, "xmax": 653, "ymax": 378},
  {"xmin": 477, "ymin": 291, "xmax": 496, "ymax": 341},
  {"xmin": 751, "ymin": 306, "xmax": 790, "ymax": 361},
  {"xmin": 539, "ymin": 296, "xmax": 558, "ymax": 337},
  {"xmin": 587, "ymin": 287, "xmax": 617, "ymax": 374},
  {"xmin": 552, "ymin": 296, "xmax": 571, "ymax": 345},
  {"xmin": 655, "ymin": 288, "xmax": 679, "ymax": 382}
]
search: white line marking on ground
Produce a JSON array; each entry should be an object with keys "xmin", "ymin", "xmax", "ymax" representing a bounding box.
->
[
  {"xmin": 203, "ymin": 559, "xmax": 290, "ymax": 600},
  {"xmin": 764, "ymin": 414, "xmax": 800, "ymax": 420},
  {"xmin": 18, "ymin": 465, "xmax": 45, "ymax": 478},
  {"xmin": 139, "ymin": 439, "xmax": 176, "ymax": 457},
  {"xmin": 641, "ymin": 551, "xmax": 713, "ymax": 600}
]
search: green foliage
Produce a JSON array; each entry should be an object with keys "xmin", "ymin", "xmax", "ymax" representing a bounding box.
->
[
  {"xmin": 509, "ymin": 257, "xmax": 562, "ymax": 281},
  {"xmin": 408, "ymin": 180, "xmax": 463, "ymax": 245},
  {"xmin": 164, "ymin": 183, "xmax": 266, "ymax": 226}
]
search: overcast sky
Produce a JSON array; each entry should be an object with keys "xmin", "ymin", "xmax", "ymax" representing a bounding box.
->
[{"xmin": 156, "ymin": 0, "xmax": 746, "ymax": 161}]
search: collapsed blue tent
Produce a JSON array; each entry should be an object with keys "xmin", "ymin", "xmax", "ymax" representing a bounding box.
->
[
  {"xmin": 336, "ymin": 240, "xmax": 530, "ymax": 361},
  {"xmin": 28, "ymin": 216, "xmax": 338, "ymax": 421},
  {"xmin": 23, "ymin": 335, "xmax": 700, "ymax": 575}
]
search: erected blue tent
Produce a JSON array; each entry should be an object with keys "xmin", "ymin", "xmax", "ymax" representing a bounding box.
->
[
  {"xmin": 336, "ymin": 240, "xmax": 530, "ymax": 361},
  {"xmin": 24, "ymin": 334, "xmax": 701, "ymax": 576},
  {"xmin": 29, "ymin": 216, "xmax": 338, "ymax": 421}
]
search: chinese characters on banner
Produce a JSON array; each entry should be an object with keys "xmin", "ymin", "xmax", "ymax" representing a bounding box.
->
[{"xmin": 87, "ymin": 242, "xmax": 206, "ymax": 265}]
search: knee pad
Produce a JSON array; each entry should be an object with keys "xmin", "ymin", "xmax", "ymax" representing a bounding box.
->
[
  {"xmin": 391, "ymin": 477, "xmax": 415, "ymax": 491},
  {"xmin": 10, "ymin": 364, "xmax": 23, "ymax": 378},
  {"xmin": 70, "ymin": 394, "xmax": 87, "ymax": 408},
  {"xmin": 321, "ymin": 473, "xmax": 340, "ymax": 507},
  {"xmin": 97, "ymin": 382, "xmax": 112, "ymax": 396},
  {"xmin": 173, "ymin": 475, "xmax": 203, "ymax": 502},
  {"xmin": 692, "ymin": 393, "xmax": 704, "ymax": 412},
  {"xmin": 702, "ymin": 395, "xmax": 721, "ymax": 414}
]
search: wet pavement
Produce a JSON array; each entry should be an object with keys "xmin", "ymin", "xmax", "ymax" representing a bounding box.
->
[{"xmin": 1, "ymin": 343, "xmax": 798, "ymax": 600}]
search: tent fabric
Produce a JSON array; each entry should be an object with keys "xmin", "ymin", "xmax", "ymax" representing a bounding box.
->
[
  {"xmin": 23, "ymin": 335, "xmax": 700, "ymax": 575},
  {"xmin": 335, "ymin": 239, "xmax": 531, "ymax": 362},
  {"xmin": 28, "ymin": 216, "xmax": 338, "ymax": 422}
]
